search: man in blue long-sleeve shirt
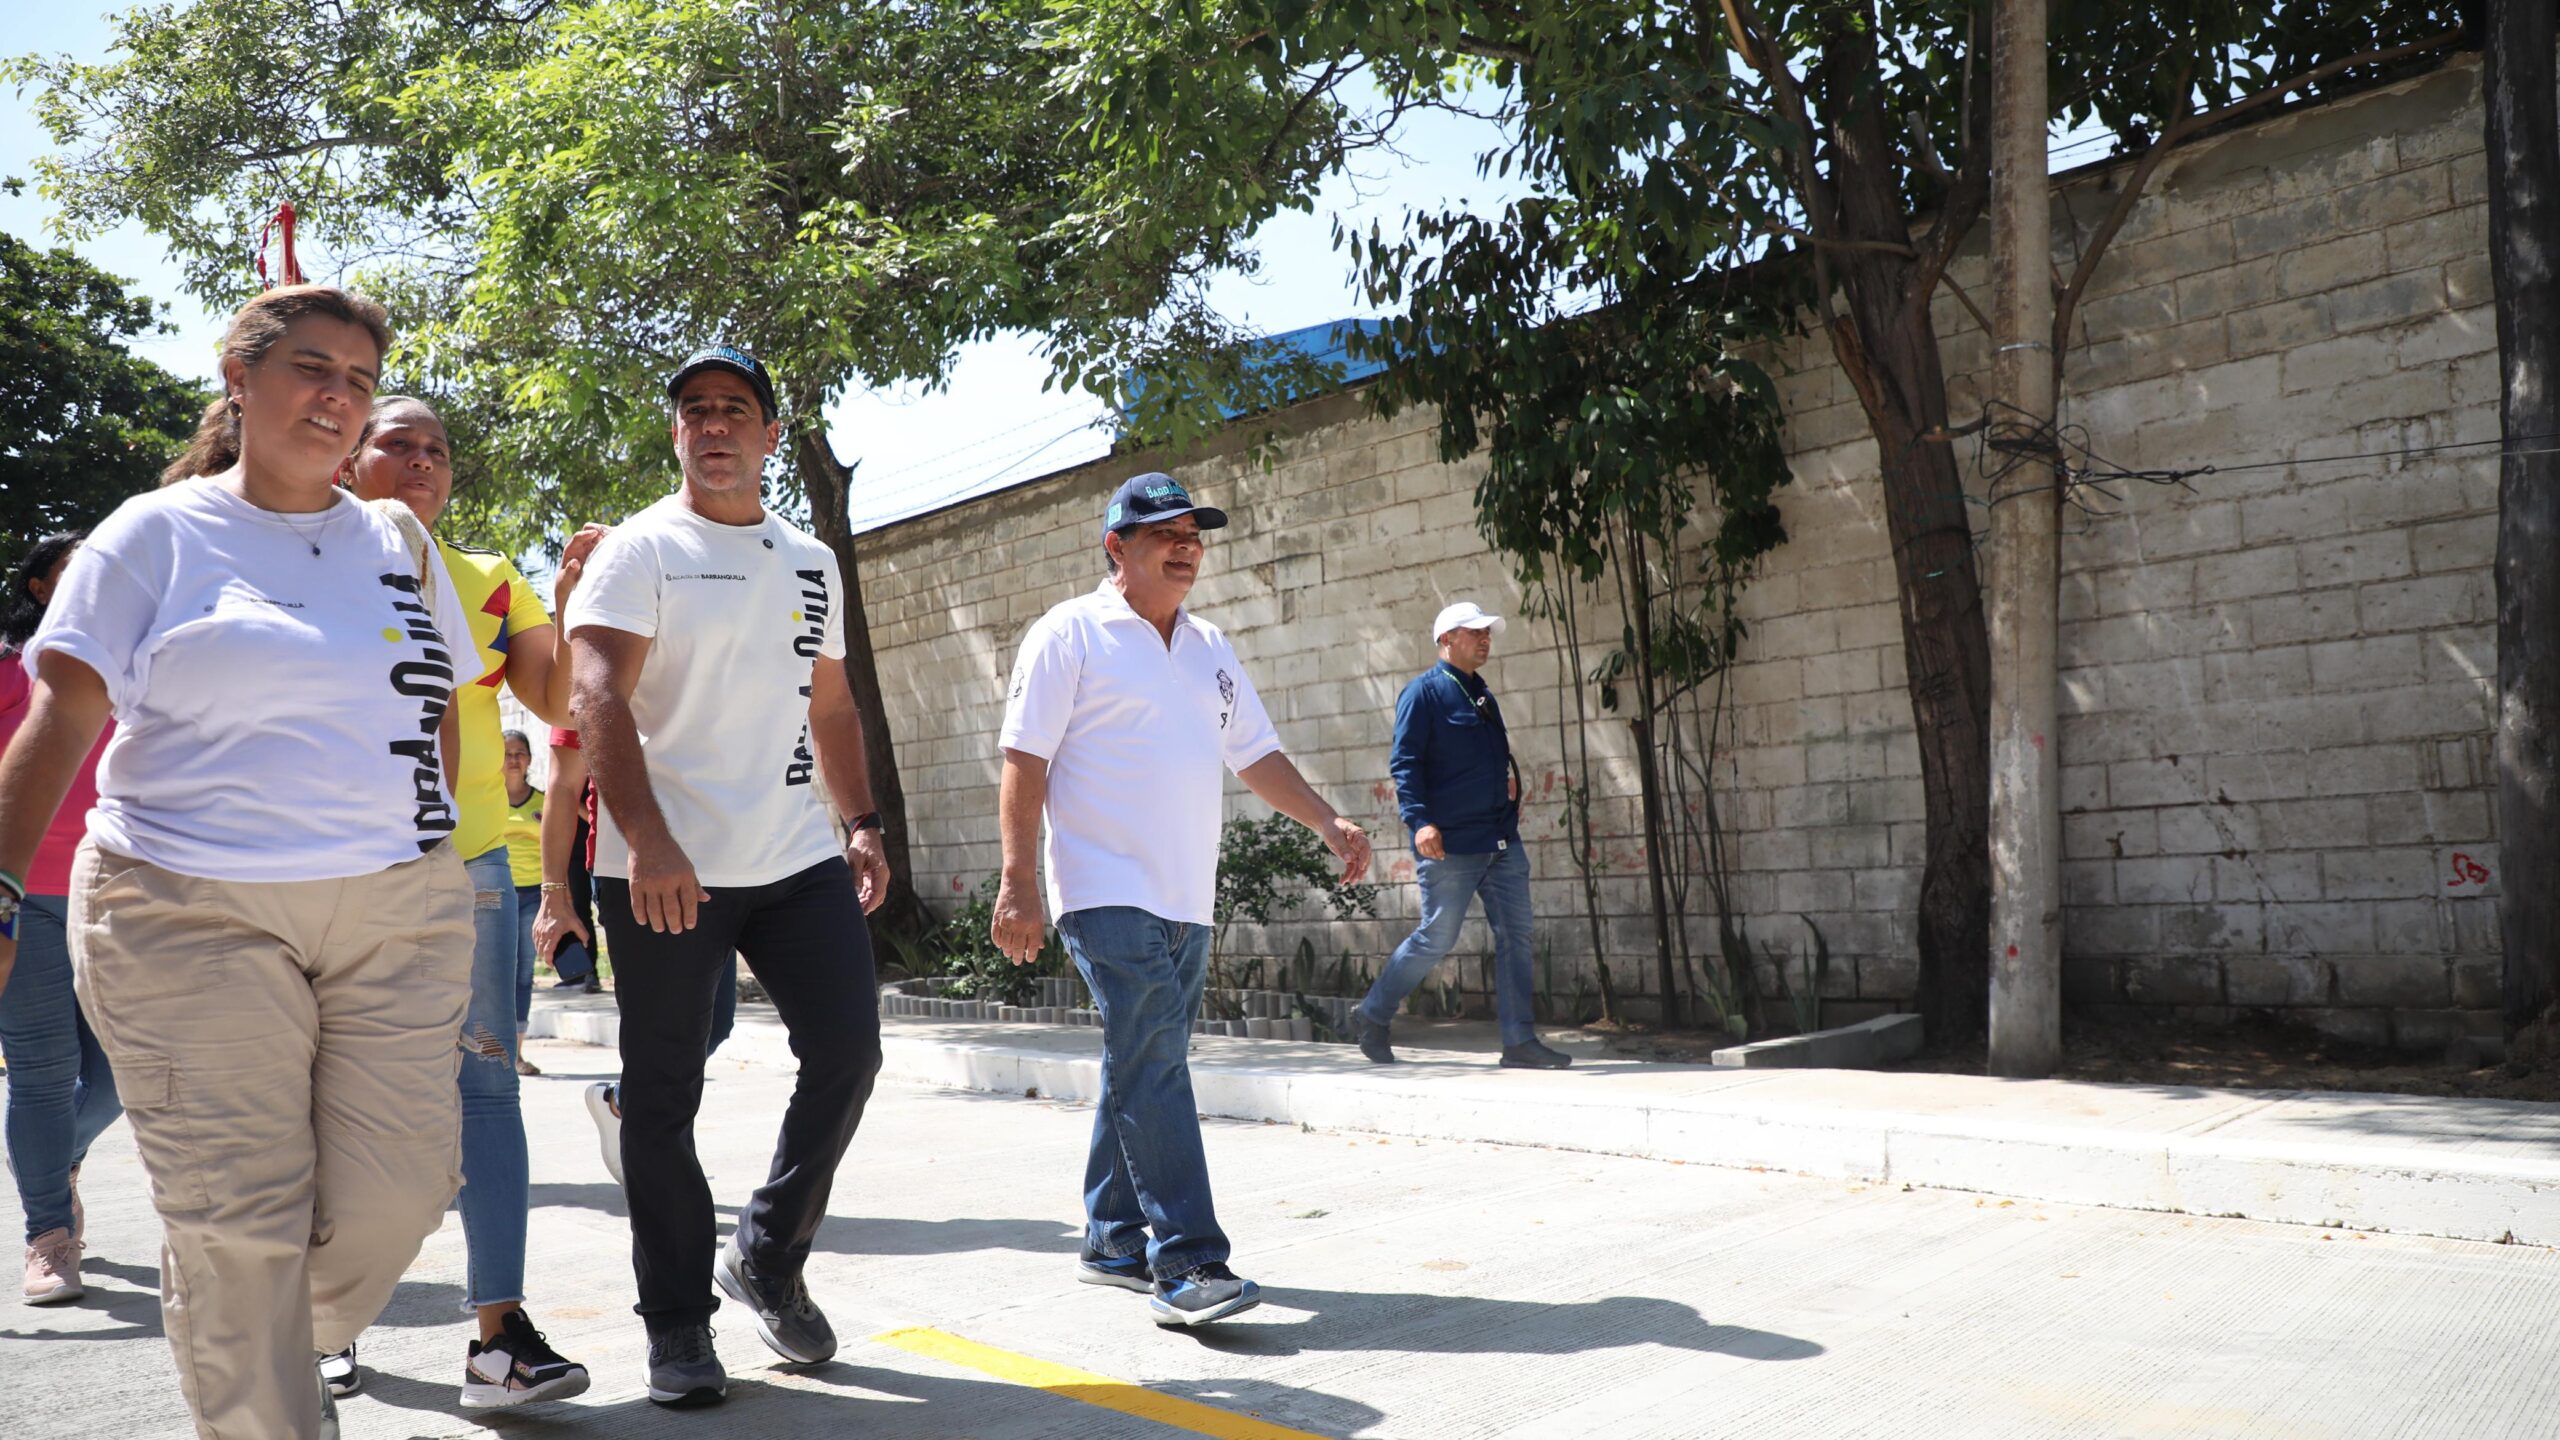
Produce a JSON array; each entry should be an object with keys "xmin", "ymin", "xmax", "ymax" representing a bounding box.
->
[{"xmin": 1356, "ymin": 602, "xmax": 1573, "ymax": 1069}]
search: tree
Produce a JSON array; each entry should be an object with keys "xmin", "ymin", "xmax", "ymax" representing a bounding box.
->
[
  {"xmin": 0, "ymin": 227, "xmax": 208, "ymax": 554},
  {"xmin": 14, "ymin": 0, "xmax": 1364, "ymax": 930},
  {"xmin": 2482, "ymin": 0, "xmax": 2560, "ymax": 1041},
  {"xmin": 1050, "ymin": 0, "xmax": 2461, "ymax": 1039}
]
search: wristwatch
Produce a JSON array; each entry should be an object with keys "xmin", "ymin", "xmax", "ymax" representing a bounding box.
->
[{"xmin": 847, "ymin": 812, "xmax": 884, "ymax": 834}]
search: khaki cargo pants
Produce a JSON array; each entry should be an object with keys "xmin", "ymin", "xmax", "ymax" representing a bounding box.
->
[{"xmin": 69, "ymin": 839, "xmax": 475, "ymax": 1440}]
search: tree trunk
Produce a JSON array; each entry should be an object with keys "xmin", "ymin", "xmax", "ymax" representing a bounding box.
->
[
  {"xmin": 1818, "ymin": 32, "xmax": 1996, "ymax": 1046},
  {"xmin": 1623, "ymin": 528, "xmax": 1683, "ymax": 1026},
  {"xmin": 1984, "ymin": 0, "xmax": 2062, "ymax": 1077},
  {"xmin": 2485, "ymin": 0, "xmax": 2560, "ymax": 1032},
  {"xmin": 790, "ymin": 403, "xmax": 931, "ymax": 939}
]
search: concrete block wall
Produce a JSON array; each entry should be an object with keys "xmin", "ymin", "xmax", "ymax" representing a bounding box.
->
[{"xmin": 857, "ymin": 57, "xmax": 2503, "ymax": 1045}]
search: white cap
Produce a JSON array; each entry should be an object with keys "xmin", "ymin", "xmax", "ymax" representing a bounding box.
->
[{"xmin": 1432, "ymin": 600, "xmax": 1507, "ymax": 641}]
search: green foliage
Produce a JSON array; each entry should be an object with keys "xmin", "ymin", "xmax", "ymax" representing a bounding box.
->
[
  {"xmin": 930, "ymin": 874, "xmax": 1063, "ymax": 1007},
  {"xmin": 0, "ymin": 231, "xmax": 209, "ymax": 553},
  {"xmin": 1215, "ymin": 812, "xmax": 1380, "ymax": 930},
  {"xmin": 10, "ymin": 0, "xmax": 1368, "ymax": 557},
  {"xmin": 1770, "ymin": 914, "xmax": 1831, "ymax": 1038}
]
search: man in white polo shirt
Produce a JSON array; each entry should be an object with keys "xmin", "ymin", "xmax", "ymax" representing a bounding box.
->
[
  {"xmin": 565, "ymin": 344, "xmax": 892, "ymax": 1407},
  {"xmin": 992, "ymin": 471, "xmax": 1371, "ymax": 1327}
]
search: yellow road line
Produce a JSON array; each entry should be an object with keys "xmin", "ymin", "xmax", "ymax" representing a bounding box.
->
[{"xmin": 870, "ymin": 1326, "xmax": 1335, "ymax": 1440}]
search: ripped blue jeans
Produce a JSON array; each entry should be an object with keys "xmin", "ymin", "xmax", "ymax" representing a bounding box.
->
[{"xmin": 456, "ymin": 847, "xmax": 529, "ymax": 1308}]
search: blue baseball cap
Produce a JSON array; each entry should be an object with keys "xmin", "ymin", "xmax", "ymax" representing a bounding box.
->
[
  {"xmin": 667, "ymin": 344, "xmax": 778, "ymax": 420},
  {"xmin": 1102, "ymin": 471, "xmax": 1227, "ymax": 540}
]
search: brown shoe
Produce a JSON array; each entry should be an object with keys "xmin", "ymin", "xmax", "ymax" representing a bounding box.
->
[
  {"xmin": 22, "ymin": 1228, "xmax": 83, "ymax": 1305},
  {"xmin": 516, "ymin": 1057, "xmax": 543, "ymax": 1077}
]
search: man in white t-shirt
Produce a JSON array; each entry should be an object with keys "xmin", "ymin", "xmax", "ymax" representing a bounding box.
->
[
  {"xmin": 992, "ymin": 471, "xmax": 1372, "ymax": 1327},
  {"xmin": 563, "ymin": 345, "xmax": 892, "ymax": 1408}
]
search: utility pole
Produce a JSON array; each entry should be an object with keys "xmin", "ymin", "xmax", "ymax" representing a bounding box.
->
[{"xmin": 1985, "ymin": 0, "xmax": 2061, "ymax": 1077}]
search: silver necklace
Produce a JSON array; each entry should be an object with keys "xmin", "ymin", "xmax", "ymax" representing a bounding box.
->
[{"xmin": 274, "ymin": 496, "xmax": 344, "ymax": 556}]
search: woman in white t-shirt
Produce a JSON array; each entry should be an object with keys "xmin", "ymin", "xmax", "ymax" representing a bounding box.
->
[{"xmin": 0, "ymin": 284, "xmax": 477, "ymax": 1440}]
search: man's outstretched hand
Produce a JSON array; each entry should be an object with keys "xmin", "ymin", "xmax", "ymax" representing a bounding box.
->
[{"xmin": 1325, "ymin": 816, "xmax": 1373, "ymax": 885}]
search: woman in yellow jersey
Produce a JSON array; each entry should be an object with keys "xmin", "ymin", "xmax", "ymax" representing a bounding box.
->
[
  {"xmin": 501, "ymin": 728, "xmax": 593, "ymax": 992},
  {"xmin": 341, "ymin": 396, "xmax": 605, "ymax": 1411}
]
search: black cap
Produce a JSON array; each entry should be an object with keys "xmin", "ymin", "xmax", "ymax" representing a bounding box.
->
[
  {"xmin": 667, "ymin": 344, "xmax": 778, "ymax": 420},
  {"xmin": 1102, "ymin": 472, "xmax": 1227, "ymax": 540}
]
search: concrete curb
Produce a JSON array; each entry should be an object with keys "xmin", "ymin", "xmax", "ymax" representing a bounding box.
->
[{"xmin": 528, "ymin": 1001, "xmax": 2560, "ymax": 1247}]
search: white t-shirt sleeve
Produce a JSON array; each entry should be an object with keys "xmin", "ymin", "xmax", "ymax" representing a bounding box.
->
[
  {"xmin": 819, "ymin": 548, "xmax": 847, "ymax": 662},
  {"xmin": 566, "ymin": 529, "xmax": 660, "ymax": 639},
  {"xmin": 27, "ymin": 519, "xmax": 160, "ymax": 714},
  {"xmin": 1220, "ymin": 645, "xmax": 1283, "ymax": 774},
  {"xmin": 998, "ymin": 616, "xmax": 1078, "ymax": 761}
]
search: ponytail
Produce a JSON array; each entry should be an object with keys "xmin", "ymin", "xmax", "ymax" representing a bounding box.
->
[{"xmin": 162, "ymin": 396, "xmax": 242, "ymax": 486}]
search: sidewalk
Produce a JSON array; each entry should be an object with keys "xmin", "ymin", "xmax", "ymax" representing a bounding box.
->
[{"xmin": 528, "ymin": 991, "xmax": 2560, "ymax": 1248}]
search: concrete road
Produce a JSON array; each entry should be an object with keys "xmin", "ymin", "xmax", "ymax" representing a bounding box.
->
[{"xmin": 7, "ymin": 1034, "xmax": 2557, "ymax": 1439}]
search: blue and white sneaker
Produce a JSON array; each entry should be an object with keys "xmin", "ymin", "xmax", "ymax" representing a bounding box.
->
[
  {"xmin": 1077, "ymin": 1250, "xmax": 1152, "ymax": 1293},
  {"xmin": 1148, "ymin": 1263, "xmax": 1261, "ymax": 1326}
]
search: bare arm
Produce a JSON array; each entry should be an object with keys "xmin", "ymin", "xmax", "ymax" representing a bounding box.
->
[
  {"xmin": 0, "ymin": 653, "xmax": 113, "ymax": 992},
  {"xmin": 808, "ymin": 654, "xmax": 888, "ymax": 914},
  {"xmin": 570, "ymin": 624, "xmax": 705, "ymax": 933},
  {"xmin": 990, "ymin": 748, "xmax": 1049, "ymax": 963},
  {"xmin": 1238, "ymin": 750, "xmax": 1373, "ymax": 885},
  {"xmin": 532, "ymin": 739, "xmax": 590, "ymax": 961},
  {"xmin": 499, "ymin": 525, "xmax": 608, "ymax": 727}
]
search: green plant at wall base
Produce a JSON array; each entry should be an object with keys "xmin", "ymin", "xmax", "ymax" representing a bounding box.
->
[
  {"xmin": 933, "ymin": 875, "xmax": 1064, "ymax": 1007},
  {"xmin": 1210, "ymin": 813, "xmax": 1382, "ymax": 1001},
  {"xmin": 1215, "ymin": 813, "xmax": 1381, "ymax": 929},
  {"xmin": 1768, "ymin": 915, "xmax": 1832, "ymax": 1038}
]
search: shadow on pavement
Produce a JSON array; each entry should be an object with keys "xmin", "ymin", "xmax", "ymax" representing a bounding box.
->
[
  {"xmin": 0, "ymin": 1261, "xmax": 165, "ymax": 1342},
  {"xmin": 1187, "ymin": 1289, "xmax": 1824, "ymax": 1362},
  {"xmin": 525, "ymin": 1182, "xmax": 1078, "ymax": 1260},
  {"xmin": 346, "ymin": 1360, "xmax": 1385, "ymax": 1439}
]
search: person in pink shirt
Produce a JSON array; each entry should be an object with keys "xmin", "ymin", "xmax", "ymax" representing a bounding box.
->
[{"xmin": 0, "ymin": 531, "xmax": 122, "ymax": 1305}]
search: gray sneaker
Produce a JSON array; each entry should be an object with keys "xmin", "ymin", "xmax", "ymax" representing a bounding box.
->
[
  {"xmin": 645, "ymin": 1323, "xmax": 727, "ymax": 1407},
  {"xmin": 714, "ymin": 1238, "xmax": 836, "ymax": 1364}
]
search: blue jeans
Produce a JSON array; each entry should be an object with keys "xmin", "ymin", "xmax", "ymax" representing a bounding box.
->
[
  {"xmin": 1359, "ymin": 844, "xmax": 1538, "ymax": 1046},
  {"xmin": 456, "ymin": 848, "xmax": 528, "ymax": 1308},
  {"xmin": 1056, "ymin": 906, "xmax": 1226, "ymax": 1280},
  {"xmin": 521, "ymin": 883, "xmax": 596, "ymax": 984},
  {"xmin": 1, "ymin": 895, "xmax": 121, "ymax": 1240}
]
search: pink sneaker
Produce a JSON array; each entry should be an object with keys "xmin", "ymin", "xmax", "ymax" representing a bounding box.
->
[{"xmin": 22, "ymin": 1228, "xmax": 83, "ymax": 1306}]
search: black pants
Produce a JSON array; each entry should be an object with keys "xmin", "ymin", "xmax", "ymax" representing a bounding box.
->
[{"xmin": 595, "ymin": 855, "xmax": 881, "ymax": 1333}]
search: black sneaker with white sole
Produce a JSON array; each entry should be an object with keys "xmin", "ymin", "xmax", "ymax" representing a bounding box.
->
[
  {"xmin": 461, "ymin": 1309, "xmax": 591, "ymax": 1408},
  {"xmin": 1149, "ymin": 1262, "xmax": 1262, "ymax": 1326},
  {"xmin": 713, "ymin": 1237, "xmax": 837, "ymax": 1364},
  {"xmin": 646, "ymin": 1322, "xmax": 727, "ymax": 1407}
]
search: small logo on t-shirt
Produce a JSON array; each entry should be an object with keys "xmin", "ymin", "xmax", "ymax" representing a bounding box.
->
[{"xmin": 1215, "ymin": 668, "xmax": 1235, "ymax": 729}]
